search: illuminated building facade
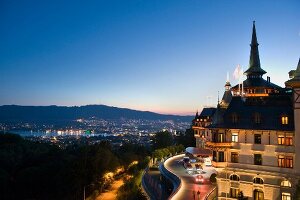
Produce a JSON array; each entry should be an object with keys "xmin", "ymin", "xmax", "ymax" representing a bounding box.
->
[{"xmin": 192, "ymin": 22, "xmax": 300, "ymax": 200}]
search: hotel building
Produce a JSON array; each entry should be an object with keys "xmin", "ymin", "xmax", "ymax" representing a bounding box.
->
[{"xmin": 192, "ymin": 22, "xmax": 300, "ymax": 200}]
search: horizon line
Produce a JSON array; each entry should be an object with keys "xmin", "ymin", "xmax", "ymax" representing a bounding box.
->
[{"xmin": 0, "ymin": 103, "xmax": 198, "ymax": 116}]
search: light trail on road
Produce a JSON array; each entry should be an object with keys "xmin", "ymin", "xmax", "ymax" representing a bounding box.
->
[{"xmin": 164, "ymin": 154, "xmax": 215, "ymax": 200}]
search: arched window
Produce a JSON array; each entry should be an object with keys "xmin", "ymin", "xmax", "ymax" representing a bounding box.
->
[
  {"xmin": 281, "ymin": 180, "xmax": 292, "ymax": 187},
  {"xmin": 230, "ymin": 174, "xmax": 240, "ymax": 181},
  {"xmin": 253, "ymin": 177, "xmax": 264, "ymax": 184}
]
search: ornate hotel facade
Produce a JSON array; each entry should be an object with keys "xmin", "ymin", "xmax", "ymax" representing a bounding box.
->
[{"xmin": 192, "ymin": 22, "xmax": 300, "ymax": 200}]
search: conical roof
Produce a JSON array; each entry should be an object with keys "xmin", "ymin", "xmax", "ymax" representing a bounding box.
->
[
  {"xmin": 244, "ymin": 21, "xmax": 267, "ymax": 77},
  {"xmin": 285, "ymin": 58, "xmax": 300, "ymax": 88}
]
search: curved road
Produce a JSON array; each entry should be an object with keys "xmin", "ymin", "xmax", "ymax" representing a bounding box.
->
[{"xmin": 164, "ymin": 154, "xmax": 215, "ymax": 200}]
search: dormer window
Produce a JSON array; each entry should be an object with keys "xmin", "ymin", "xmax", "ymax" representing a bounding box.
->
[
  {"xmin": 232, "ymin": 114, "xmax": 238, "ymax": 124},
  {"xmin": 254, "ymin": 113, "xmax": 261, "ymax": 124},
  {"xmin": 281, "ymin": 116, "xmax": 288, "ymax": 125}
]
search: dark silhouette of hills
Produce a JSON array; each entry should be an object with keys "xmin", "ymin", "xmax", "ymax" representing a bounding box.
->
[{"xmin": 0, "ymin": 105, "xmax": 193, "ymax": 122}]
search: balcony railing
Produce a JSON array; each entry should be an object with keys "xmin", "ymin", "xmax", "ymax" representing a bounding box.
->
[
  {"xmin": 275, "ymin": 145, "xmax": 295, "ymax": 153},
  {"xmin": 212, "ymin": 161, "xmax": 227, "ymax": 168},
  {"xmin": 206, "ymin": 141, "xmax": 232, "ymax": 148},
  {"xmin": 251, "ymin": 144, "xmax": 265, "ymax": 151},
  {"xmin": 227, "ymin": 162, "xmax": 295, "ymax": 175}
]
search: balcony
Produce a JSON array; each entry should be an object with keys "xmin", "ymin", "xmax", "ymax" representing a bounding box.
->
[
  {"xmin": 251, "ymin": 144, "xmax": 265, "ymax": 151},
  {"xmin": 275, "ymin": 145, "xmax": 295, "ymax": 153},
  {"xmin": 227, "ymin": 162, "xmax": 295, "ymax": 175},
  {"xmin": 231, "ymin": 142, "xmax": 240, "ymax": 149},
  {"xmin": 206, "ymin": 141, "xmax": 232, "ymax": 148},
  {"xmin": 212, "ymin": 161, "xmax": 227, "ymax": 168}
]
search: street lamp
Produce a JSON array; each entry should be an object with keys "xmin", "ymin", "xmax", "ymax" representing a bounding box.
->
[{"xmin": 83, "ymin": 183, "xmax": 94, "ymax": 200}]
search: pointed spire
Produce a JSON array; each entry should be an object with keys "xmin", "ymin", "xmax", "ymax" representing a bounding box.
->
[
  {"xmin": 286, "ymin": 58, "xmax": 300, "ymax": 88},
  {"xmin": 244, "ymin": 21, "xmax": 267, "ymax": 77},
  {"xmin": 195, "ymin": 110, "xmax": 199, "ymax": 118},
  {"xmin": 296, "ymin": 58, "xmax": 300, "ymax": 72}
]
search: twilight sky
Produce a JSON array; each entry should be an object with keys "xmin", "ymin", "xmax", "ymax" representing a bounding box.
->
[{"xmin": 1, "ymin": 0, "xmax": 300, "ymax": 115}]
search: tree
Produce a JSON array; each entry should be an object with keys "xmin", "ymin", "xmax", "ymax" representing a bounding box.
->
[
  {"xmin": 152, "ymin": 131, "xmax": 174, "ymax": 149},
  {"xmin": 176, "ymin": 128, "xmax": 196, "ymax": 147}
]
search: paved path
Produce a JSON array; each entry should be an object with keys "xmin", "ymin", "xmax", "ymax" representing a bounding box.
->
[
  {"xmin": 164, "ymin": 155, "xmax": 215, "ymax": 200},
  {"xmin": 96, "ymin": 179, "xmax": 124, "ymax": 200}
]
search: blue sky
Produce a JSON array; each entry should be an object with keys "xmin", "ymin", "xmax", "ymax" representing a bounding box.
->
[{"xmin": 1, "ymin": 0, "xmax": 299, "ymax": 115}]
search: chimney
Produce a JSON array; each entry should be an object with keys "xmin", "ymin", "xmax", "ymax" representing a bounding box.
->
[{"xmin": 267, "ymin": 76, "xmax": 270, "ymax": 82}]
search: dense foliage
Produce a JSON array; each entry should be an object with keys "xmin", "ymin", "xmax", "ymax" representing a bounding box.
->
[
  {"xmin": 0, "ymin": 128, "xmax": 194, "ymax": 200},
  {"xmin": 152, "ymin": 145, "xmax": 184, "ymax": 160},
  {"xmin": 176, "ymin": 128, "xmax": 196, "ymax": 147},
  {"xmin": 0, "ymin": 133, "xmax": 147, "ymax": 200},
  {"xmin": 152, "ymin": 130, "xmax": 174, "ymax": 149}
]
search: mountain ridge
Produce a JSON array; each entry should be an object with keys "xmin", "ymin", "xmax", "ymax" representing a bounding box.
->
[{"xmin": 0, "ymin": 104, "xmax": 193, "ymax": 122}]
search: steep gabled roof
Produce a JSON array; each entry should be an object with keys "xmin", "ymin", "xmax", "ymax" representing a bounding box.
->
[
  {"xmin": 208, "ymin": 94, "xmax": 294, "ymax": 131},
  {"xmin": 199, "ymin": 107, "xmax": 216, "ymax": 118}
]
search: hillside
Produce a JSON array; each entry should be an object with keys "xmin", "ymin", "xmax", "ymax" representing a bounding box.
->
[{"xmin": 0, "ymin": 105, "xmax": 193, "ymax": 122}]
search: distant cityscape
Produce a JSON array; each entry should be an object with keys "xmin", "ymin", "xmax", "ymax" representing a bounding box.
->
[{"xmin": 0, "ymin": 117, "xmax": 190, "ymax": 148}]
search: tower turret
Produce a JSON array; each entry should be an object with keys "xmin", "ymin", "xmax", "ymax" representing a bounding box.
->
[{"xmin": 285, "ymin": 58, "xmax": 300, "ymax": 175}]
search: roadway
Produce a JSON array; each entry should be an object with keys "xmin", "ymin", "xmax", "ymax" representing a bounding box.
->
[{"xmin": 164, "ymin": 154, "xmax": 216, "ymax": 200}]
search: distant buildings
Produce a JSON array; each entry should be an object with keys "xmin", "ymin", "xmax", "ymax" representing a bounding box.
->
[{"xmin": 192, "ymin": 22, "xmax": 300, "ymax": 200}]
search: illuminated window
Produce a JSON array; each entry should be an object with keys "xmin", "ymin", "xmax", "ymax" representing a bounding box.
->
[
  {"xmin": 231, "ymin": 152, "xmax": 238, "ymax": 163},
  {"xmin": 230, "ymin": 188, "xmax": 239, "ymax": 198},
  {"xmin": 285, "ymin": 156, "xmax": 293, "ymax": 168},
  {"xmin": 278, "ymin": 136, "xmax": 284, "ymax": 145},
  {"xmin": 253, "ymin": 189, "xmax": 264, "ymax": 200},
  {"xmin": 230, "ymin": 174, "xmax": 240, "ymax": 181},
  {"xmin": 278, "ymin": 156, "xmax": 285, "ymax": 167},
  {"xmin": 282, "ymin": 116, "xmax": 288, "ymax": 125},
  {"xmin": 254, "ymin": 134, "xmax": 261, "ymax": 144},
  {"xmin": 282, "ymin": 192, "xmax": 291, "ymax": 200},
  {"xmin": 278, "ymin": 156, "xmax": 293, "ymax": 168},
  {"xmin": 281, "ymin": 180, "xmax": 292, "ymax": 187},
  {"xmin": 217, "ymin": 133, "xmax": 224, "ymax": 142},
  {"xmin": 253, "ymin": 177, "xmax": 264, "ymax": 184},
  {"xmin": 232, "ymin": 133, "xmax": 238, "ymax": 142},
  {"xmin": 285, "ymin": 137, "xmax": 293, "ymax": 145},
  {"xmin": 254, "ymin": 154, "xmax": 262, "ymax": 165}
]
